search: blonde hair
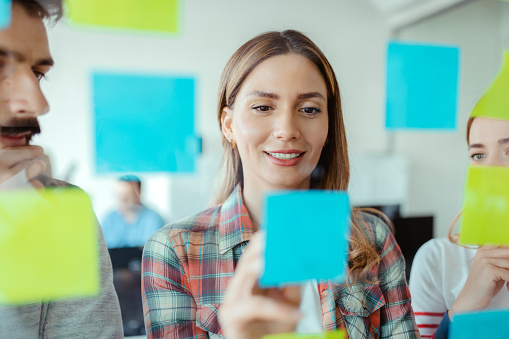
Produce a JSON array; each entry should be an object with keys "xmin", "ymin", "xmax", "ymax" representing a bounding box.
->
[
  {"xmin": 448, "ymin": 116, "xmax": 478, "ymax": 247},
  {"xmin": 213, "ymin": 30, "xmax": 389, "ymax": 284}
]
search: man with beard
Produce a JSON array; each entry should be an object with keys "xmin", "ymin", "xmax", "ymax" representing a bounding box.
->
[{"xmin": 0, "ymin": 1, "xmax": 123, "ymax": 337}]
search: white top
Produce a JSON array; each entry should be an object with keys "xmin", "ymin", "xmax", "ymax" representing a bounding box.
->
[
  {"xmin": 296, "ymin": 280, "xmax": 322, "ymax": 334},
  {"xmin": 409, "ymin": 238, "xmax": 509, "ymax": 338}
]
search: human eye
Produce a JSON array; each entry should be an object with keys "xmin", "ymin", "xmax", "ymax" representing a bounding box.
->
[
  {"xmin": 470, "ymin": 153, "xmax": 486, "ymax": 161},
  {"xmin": 252, "ymin": 105, "xmax": 273, "ymax": 113},
  {"xmin": 299, "ymin": 106, "xmax": 322, "ymax": 116},
  {"xmin": 32, "ymin": 70, "xmax": 47, "ymax": 82}
]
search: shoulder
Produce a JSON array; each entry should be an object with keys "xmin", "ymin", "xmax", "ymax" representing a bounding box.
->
[
  {"xmin": 146, "ymin": 204, "xmax": 222, "ymax": 245},
  {"xmin": 414, "ymin": 238, "xmax": 458, "ymax": 263},
  {"xmin": 353, "ymin": 211, "xmax": 393, "ymax": 249}
]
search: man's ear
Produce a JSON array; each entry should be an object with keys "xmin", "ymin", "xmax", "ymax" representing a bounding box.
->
[{"xmin": 221, "ymin": 106, "xmax": 234, "ymax": 141}]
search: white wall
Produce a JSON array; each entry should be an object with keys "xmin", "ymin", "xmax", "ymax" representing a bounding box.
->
[{"xmin": 36, "ymin": 0, "xmax": 507, "ymax": 236}]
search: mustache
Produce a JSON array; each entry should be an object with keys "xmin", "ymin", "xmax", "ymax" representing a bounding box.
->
[{"xmin": 0, "ymin": 118, "xmax": 41, "ymax": 136}]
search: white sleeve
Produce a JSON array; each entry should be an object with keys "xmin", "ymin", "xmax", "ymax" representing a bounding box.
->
[{"xmin": 409, "ymin": 239, "xmax": 448, "ymax": 338}]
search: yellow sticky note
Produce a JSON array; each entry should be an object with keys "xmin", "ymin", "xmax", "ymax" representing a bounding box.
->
[
  {"xmin": 64, "ymin": 0, "xmax": 179, "ymax": 34},
  {"xmin": 460, "ymin": 166, "xmax": 509, "ymax": 245},
  {"xmin": 264, "ymin": 330, "xmax": 347, "ymax": 339},
  {"xmin": 0, "ymin": 188, "xmax": 99, "ymax": 304},
  {"xmin": 470, "ymin": 51, "xmax": 509, "ymax": 121}
]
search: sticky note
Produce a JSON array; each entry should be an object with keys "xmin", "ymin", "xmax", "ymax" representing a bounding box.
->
[
  {"xmin": 460, "ymin": 166, "xmax": 509, "ymax": 245},
  {"xmin": 264, "ymin": 329, "xmax": 347, "ymax": 339},
  {"xmin": 0, "ymin": 188, "xmax": 99, "ymax": 304},
  {"xmin": 93, "ymin": 72, "xmax": 197, "ymax": 173},
  {"xmin": 449, "ymin": 310, "xmax": 509, "ymax": 339},
  {"xmin": 65, "ymin": 0, "xmax": 179, "ymax": 34},
  {"xmin": 470, "ymin": 51, "xmax": 509, "ymax": 121},
  {"xmin": 260, "ymin": 191, "xmax": 350, "ymax": 287},
  {"xmin": 0, "ymin": 0, "xmax": 11, "ymax": 30},
  {"xmin": 386, "ymin": 41, "xmax": 460, "ymax": 130}
]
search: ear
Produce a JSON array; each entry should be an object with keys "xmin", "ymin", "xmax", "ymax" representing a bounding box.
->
[{"xmin": 221, "ymin": 106, "xmax": 234, "ymax": 142}]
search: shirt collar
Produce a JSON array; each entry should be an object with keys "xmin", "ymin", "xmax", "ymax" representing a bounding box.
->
[{"xmin": 218, "ymin": 184, "xmax": 256, "ymax": 254}]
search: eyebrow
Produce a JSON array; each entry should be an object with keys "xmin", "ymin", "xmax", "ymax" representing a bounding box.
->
[
  {"xmin": 468, "ymin": 143, "xmax": 485, "ymax": 150},
  {"xmin": 0, "ymin": 47, "xmax": 54, "ymax": 67},
  {"xmin": 246, "ymin": 91, "xmax": 326, "ymax": 101},
  {"xmin": 498, "ymin": 138, "xmax": 509, "ymax": 145},
  {"xmin": 247, "ymin": 91, "xmax": 279, "ymax": 99}
]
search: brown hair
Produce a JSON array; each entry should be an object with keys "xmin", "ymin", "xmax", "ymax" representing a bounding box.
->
[
  {"xmin": 213, "ymin": 30, "xmax": 385, "ymax": 284},
  {"xmin": 13, "ymin": 0, "xmax": 62, "ymax": 23}
]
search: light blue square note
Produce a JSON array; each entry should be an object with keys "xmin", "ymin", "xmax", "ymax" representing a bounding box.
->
[
  {"xmin": 93, "ymin": 72, "xmax": 197, "ymax": 173},
  {"xmin": 260, "ymin": 191, "xmax": 350, "ymax": 287},
  {"xmin": 386, "ymin": 41, "xmax": 460, "ymax": 130}
]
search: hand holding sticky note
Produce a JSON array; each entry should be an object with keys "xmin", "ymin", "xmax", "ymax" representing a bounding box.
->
[
  {"xmin": 449, "ymin": 309, "xmax": 509, "ymax": 339},
  {"xmin": 460, "ymin": 166, "xmax": 509, "ymax": 245},
  {"xmin": 0, "ymin": 188, "xmax": 99, "ymax": 304},
  {"xmin": 260, "ymin": 191, "xmax": 350, "ymax": 287}
]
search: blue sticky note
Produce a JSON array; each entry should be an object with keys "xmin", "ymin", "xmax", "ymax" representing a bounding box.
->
[
  {"xmin": 449, "ymin": 310, "xmax": 509, "ymax": 339},
  {"xmin": 386, "ymin": 41, "xmax": 460, "ymax": 130},
  {"xmin": 0, "ymin": 0, "xmax": 11, "ymax": 29},
  {"xmin": 93, "ymin": 72, "xmax": 197, "ymax": 173},
  {"xmin": 260, "ymin": 191, "xmax": 350, "ymax": 287}
]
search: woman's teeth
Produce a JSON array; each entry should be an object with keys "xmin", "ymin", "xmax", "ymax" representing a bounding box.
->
[{"xmin": 267, "ymin": 152, "xmax": 302, "ymax": 160}]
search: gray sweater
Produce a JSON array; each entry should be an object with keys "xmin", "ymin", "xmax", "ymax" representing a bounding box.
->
[{"xmin": 0, "ymin": 176, "xmax": 123, "ymax": 338}]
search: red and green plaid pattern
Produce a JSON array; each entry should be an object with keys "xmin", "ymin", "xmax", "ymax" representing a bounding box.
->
[{"xmin": 142, "ymin": 186, "xmax": 419, "ymax": 338}]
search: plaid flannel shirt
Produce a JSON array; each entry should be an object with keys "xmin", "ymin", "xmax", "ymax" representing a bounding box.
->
[{"xmin": 142, "ymin": 186, "xmax": 420, "ymax": 339}]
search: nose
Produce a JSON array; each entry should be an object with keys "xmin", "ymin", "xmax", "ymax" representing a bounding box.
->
[
  {"xmin": 272, "ymin": 108, "xmax": 301, "ymax": 141},
  {"xmin": 4, "ymin": 66, "xmax": 49, "ymax": 117}
]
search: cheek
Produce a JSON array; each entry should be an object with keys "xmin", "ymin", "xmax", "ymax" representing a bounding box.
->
[
  {"xmin": 306, "ymin": 117, "xmax": 328, "ymax": 150},
  {"xmin": 232, "ymin": 113, "xmax": 271, "ymax": 149}
]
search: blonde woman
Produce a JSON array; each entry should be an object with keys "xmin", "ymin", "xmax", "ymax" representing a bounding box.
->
[
  {"xmin": 142, "ymin": 30, "xmax": 419, "ymax": 339},
  {"xmin": 409, "ymin": 115, "xmax": 509, "ymax": 339}
]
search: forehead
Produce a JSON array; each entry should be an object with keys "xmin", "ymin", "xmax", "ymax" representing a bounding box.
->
[
  {"xmin": 0, "ymin": 4, "xmax": 50, "ymax": 64},
  {"xmin": 469, "ymin": 117, "xmax": 509, "ymax": 145},
  {"xmin": 238, "ymin": 54, "xmax": 327, "ymax": 97}
]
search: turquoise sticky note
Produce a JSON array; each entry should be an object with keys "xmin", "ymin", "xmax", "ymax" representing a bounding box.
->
[
  {"xmin": 260, "ymin": 191, "xmax": 350, "ymax": 287},
  {"xmin": 0, "ymin": 0, "xmax": 11, "ymax": 29},
  {"xmin": 386, "ymin": 41, "xmax": 460, "ymax": 130},
  {"xmin": 93, "ymin": 72, "xmax": 197, "ymax": 173},
  {"xmin": 450, "ymin": 310, "xmax": 509, "ymax": 339}
]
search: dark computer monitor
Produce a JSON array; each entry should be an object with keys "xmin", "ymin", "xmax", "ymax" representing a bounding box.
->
[{"xmin": 108, "ymin": 247, "xmax": 145, "ymax": 336}]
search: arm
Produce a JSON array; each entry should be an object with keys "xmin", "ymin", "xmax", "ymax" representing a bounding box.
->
[
  {"xmin": 43, "ymin": 225, "xmax": 124, "ymax": 338},
  {"xmin": 142, "ymin": 228, "xmax": 208, "ymax": 339},
  {"xmin": 408, "ymin": 240, "xmax": 449, "ymax": 338},
  {"xmin": 375, "ymin": 219, "xmax": 420, "ymax": 338}
]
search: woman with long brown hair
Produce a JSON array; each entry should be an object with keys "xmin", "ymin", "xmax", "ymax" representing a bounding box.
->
[{"xmin": 142, "ymin": 30, "xmax": 419, "ymax": 339}]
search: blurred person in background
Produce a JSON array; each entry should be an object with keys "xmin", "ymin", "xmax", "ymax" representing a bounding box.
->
[
  {"xmin": 0, "ymin": 1, "xmax": 123, "ymax": 337},
  {"xmin": 102, "ymin": 175, "xmax": 165, "ymax": 248}
]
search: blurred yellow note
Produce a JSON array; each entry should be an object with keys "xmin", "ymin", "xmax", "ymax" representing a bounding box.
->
[
  {"xmin": 470, "ymin": 51, "xmax": 509, "ymax": 121},
  {"xmin": 460, "ymin": 166, "xmax": 509, "ymax": 245},
  {"xmin": 65, "ymin": 0, "xmax": 179, "ymax": 34},
  {"xmin": 264, "ymin": 330, "xmax": 347, "ymax": 339},
  {"xmin": 0, "ymin": 188, "xmax": 99, "ymax": 304}
]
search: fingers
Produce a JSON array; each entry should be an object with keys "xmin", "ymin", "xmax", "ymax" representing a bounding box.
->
[
  {"xmin": 25, "ymin": 160, "xmax": 46, "ymax": 180},
  {"xmin": 0, "ymin": 146, "xmax": 44, "ymax": 168}
]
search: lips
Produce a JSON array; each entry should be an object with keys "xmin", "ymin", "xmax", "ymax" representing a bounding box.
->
[
  {"xmin": 264, "ymin": 149, "xmax": 305, "ymax": 166},
  {"xmin": 0, "ymin": 131, "xmax": 34, "ymax": 147}
]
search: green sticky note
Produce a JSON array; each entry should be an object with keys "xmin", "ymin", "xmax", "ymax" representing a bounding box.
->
[
  {"xmin": 470, "ymin": 51, "xmax": 509, "ymax": 121},
  {"xmin": 65, "ymin": 0, "xmax": 179, "ymax": 34},
  {"xmin": 460, "ymin": 166, "xmax": 509, "ymax": 245},
  {"xmin": 0, "ymin": 188, "xmax": 99, "ymax": 304},
  {"xmin": 264, "ymin": 330, "xmax": 347, "ymax": 339}
]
